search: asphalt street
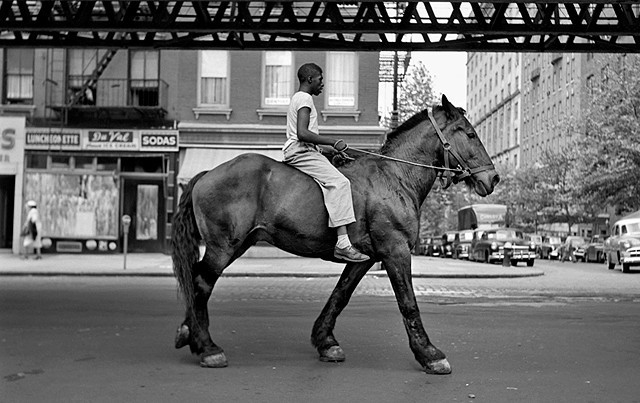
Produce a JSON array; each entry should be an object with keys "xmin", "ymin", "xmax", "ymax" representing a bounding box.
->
[{"xmin": 2, "ymin": 258, "xmax": 640, "ymax": 403}]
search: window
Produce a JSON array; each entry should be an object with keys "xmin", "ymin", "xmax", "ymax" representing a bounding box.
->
[
  {"xmin": 68, "ymin": 49, "xmax": 100, "ymax": 105},
  {"xmin": 199, "ymin": 51, "xmax": 229, "ymax": 106},
  {"xmin": 263, "ymin": 51, "xmax": 292, "ymax": 107},
  {"xmin": 326, "ymin": 52, "xmax": 357, "ymax": 108},
  {"xmin": 130, "ymin": 50, "xmax": 159, "ymax": 106},
  {"xmin": 4, "ymin": 49, "xmax": 34, "ymax": 104}
]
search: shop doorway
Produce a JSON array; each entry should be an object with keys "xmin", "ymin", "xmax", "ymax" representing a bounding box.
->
[
  {"xmin": 0, "ymin": 175, "xmax": 15, "ymax": 249},
  {"xmin": 122, "ymin": 178, "xmax": 164, "ymax": 252}
]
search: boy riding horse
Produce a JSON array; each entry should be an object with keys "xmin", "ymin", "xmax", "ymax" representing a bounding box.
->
[{"xmin": 283, "ymin": 63, "xmax": 369, "ymax": 263}]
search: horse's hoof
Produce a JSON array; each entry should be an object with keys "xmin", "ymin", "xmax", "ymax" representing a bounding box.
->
[
  {"xmin": 200, "ymin": 352, "xmax": 228, "ymax": 368},
  {"xmin": 319, "ymin": 346, "xmax": 345, "ymax": 362},
  {"xmin": 424, "ymin": 358, "xmax": 452, "ymax": 375},
  {"xmin": 174, "ymin": 324, "xmax": 190, "ymax": 349}
]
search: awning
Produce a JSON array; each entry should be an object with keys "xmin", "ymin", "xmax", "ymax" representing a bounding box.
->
[{"xmin": 177, "ymin": 147, "xmax": 283, "ymax": 185}]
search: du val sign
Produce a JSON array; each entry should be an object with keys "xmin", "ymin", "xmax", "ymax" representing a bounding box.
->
[{"xmin": 84, "ymin": 130, "xmax": 137, "ymax": 150}]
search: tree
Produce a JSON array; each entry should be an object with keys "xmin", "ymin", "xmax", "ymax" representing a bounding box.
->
[
  {"xmin": 380, "ymin": 60, "xmax": 455, "ymax": 237},
  {"xmin": 580, "ymin": 54, "xmax": 640, "ymax": 214},
  {"xmin": 382, "ymin": 61, "xmax": 438, "ymax": 129}
]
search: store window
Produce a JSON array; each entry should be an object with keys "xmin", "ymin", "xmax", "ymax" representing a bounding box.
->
[
  {"xmin": 130, "ymin": 50, "xmax": 159, "ymax": 106},
  {"xmin": 26, "ymin": 154, "xmax": 47, "ymax": 169},
  {"xmin": 326, "ymin": 52, "xmax": 357, "ymax": 109},
  {"xmin": 4, "ymin": 49, "xmax": 34, "ymax": 104},
  {"xmin": 262, "ymin": 51, "xmax": 292, "ymax": 107},
  {"xmin": 199, "ymin": 50, "xmax": 229, "ymax": 106},
  {"xmin": 24, "ymin": 172, "xmax": 119, "ymax": 238},
  {"xmin": 51, "ymin": 155, "xmax": 71, "ymax": 169}
]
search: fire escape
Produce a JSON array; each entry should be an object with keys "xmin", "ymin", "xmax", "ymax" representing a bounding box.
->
[{"xmin": 43, "ymin": 3, "xmax": 169, "ymax": 127}]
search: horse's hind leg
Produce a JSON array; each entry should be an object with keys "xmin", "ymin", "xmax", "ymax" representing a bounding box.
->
[
  {"xmin": 175, "ymin": 252, "xmax": 231, "ymax": 368},
  {"xmin": 311, "ymin": 261, "xmax": 374, "ymax": 362}
]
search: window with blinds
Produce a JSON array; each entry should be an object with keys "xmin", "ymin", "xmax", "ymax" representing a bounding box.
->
[
  {"xmin": 263, "ymin": 51, "xmax": 292, "ymax": 107},
  {"xmin": 199, "ymin": 50, "xmax": 229, "ymax": 106},
  {"xmin": 326, "ymin": 52, "xmax": 357, "ymax": 108}
]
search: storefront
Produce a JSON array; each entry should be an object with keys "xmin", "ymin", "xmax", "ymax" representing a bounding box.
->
[
  {"xmin": 23, "ymin": 127, "xmax": 178, "ymax": 254},
  {"xmin": 0, "ymin": 117, "xmax": 26, "ymax": 254}
]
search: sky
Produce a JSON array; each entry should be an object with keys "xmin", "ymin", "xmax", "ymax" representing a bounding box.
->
[
  {"xmin": 411, "ymin": 51, "xmax": 468, "ymax": 109},
  {"xmin": 379, "ymin": 51, "xmax": 468, "ymax": 117}
]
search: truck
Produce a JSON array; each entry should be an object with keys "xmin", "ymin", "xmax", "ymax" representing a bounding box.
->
[{"xmin": 457, "ymin": 204, "xmax": 508, "ymax": 230}]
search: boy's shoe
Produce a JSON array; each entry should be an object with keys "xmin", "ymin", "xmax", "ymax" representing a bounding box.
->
[{"xmin": 334, "ymin": 245, "xmax": 370, "ymax": 262}]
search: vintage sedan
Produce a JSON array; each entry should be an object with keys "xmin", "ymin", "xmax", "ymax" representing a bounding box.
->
[
  {"xmin": 584, "ymin": 235, "xmax": 606, "ymax": 263},
  {"xmin": 425, "ymin": 237, "xmax": 444, "ymax": 257},
  {"xmin": 441, "ymin": 231, "xmax": 457, "ymax": 258},
  {"xmin": 604, "ymin": 211, "xmax": 640, "ymax": 273},
  {"xmin": 525, "ymin": 233, "xmax": 543, "ymax": 258},
  {"xmin": 467, "ymin": 229, "xmax": 486, "ymax": 262},
  {"xmin": 564, "ymin": 236, "xmax": 588, "ymax": 262},
  {"xmin": 453, "ymin": 229, "xmax": 475, "ymax": 259},
  {"xmin": 469, "ymin": 228, "xmax": 536, "ymax": 266},
  {"xmin": 539, "ymin": 235, "xmax": 563, "ymax": 260}
]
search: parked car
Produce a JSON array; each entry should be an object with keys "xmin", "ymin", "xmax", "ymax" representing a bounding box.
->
[
  {"xmin": 524, "ymin": 233, "xmax": 543, "ymax": 258},
  {"xmin": 604, "ymin": 211, "xmax": 640, "ymax": 273},
  {"xmin": 469, "ymin": 228, "xmax": 536, "ymax": 266},
  {"xmin": 441, "ymin": 231, "xmax": 457, "ymax": 258},
  {"xmin": 467, "ymin": 229, "xmax": 486, "ymax": 262},
  {"xmin": 539, "ymin": 235, "xmax": 563, "ymax": 260},
  {"xmin": 453, "ymin": 229, "xmax": 475, "ymax": 259},
  {"xmin": 585, "ymin": 235, "xmax": 606, "ymax": 263},
  {"xmin": 561, "ymin": 236, "xmax": 588, "ymax": 262},
  {"xmin": 422, "ymin": 237, "xmax": 444, "ymax": 257}
]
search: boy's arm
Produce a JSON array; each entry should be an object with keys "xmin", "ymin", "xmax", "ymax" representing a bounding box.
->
[{"xmin": 296, "ymin": 107, "xmax": 349, "ymax": 153}]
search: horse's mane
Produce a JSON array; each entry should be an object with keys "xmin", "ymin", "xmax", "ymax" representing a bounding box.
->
[{"xmin": 379, "ymin": 105, "xmax": 467, "ymax": 154}]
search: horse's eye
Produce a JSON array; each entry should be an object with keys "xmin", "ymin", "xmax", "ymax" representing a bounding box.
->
[{"xmin": 466, "ymin": 130, "xmax": 476, "ymax": 138}]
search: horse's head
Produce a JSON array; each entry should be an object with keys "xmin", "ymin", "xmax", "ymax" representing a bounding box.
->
[{"xmin": 431, "ymin": 94, "xmax": 500, "ymax": 197}]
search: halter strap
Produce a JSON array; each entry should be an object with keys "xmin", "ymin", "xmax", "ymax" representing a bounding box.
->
[{"xmin": 427, "ymin": 109, "xmax": 495, "ymax": 189}]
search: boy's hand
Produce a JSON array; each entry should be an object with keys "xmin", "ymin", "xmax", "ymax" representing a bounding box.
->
[{"xmin": 333, "ymin": 139, "xmax": 348, "ymax": 152}]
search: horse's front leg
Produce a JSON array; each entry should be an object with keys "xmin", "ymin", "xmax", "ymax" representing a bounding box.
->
[
  {"xmin": 174, "ymin": 259, "xmax": 227, "ymax": 368},
  {"xmin": 311, "ymin": 261, "xmax": 375, "ymax": 362},
  {"xmin": 383, "ymin": 250, "xmax": 452, "ymax": 375}
]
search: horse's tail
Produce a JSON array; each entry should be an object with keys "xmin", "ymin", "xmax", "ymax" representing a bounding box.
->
[{"xmin": 172, "ymin": 170, "xmax": 209, "ymax": 313}]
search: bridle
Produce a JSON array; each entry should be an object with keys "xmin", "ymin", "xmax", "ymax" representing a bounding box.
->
[
  {"xmin": 350, "ymin": 109, "xmax": 495, "ymax": 189},
  {"xmin": 426, "ymin": 109, "xmax": 495, "ymax": 189}
]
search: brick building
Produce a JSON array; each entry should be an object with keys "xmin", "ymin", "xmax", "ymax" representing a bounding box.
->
[{"xmin": 0, "ymin": 48, "xmax": 384, "ymax": 254}]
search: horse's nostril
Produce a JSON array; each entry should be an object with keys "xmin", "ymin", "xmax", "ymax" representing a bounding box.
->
[{"xmin": 492, "ymin": 174, "xmax": 501, "ymax": 188}]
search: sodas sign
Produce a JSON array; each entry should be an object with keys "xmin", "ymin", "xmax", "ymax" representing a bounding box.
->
[{"xmin": 140, "ymin": 131, "xmax": 178, "ymax": 152}]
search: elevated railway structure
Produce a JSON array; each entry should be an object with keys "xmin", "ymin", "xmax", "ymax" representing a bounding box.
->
[{"xmin": 0, "ymin": 1, "xmax": 638, "ymax": 52}]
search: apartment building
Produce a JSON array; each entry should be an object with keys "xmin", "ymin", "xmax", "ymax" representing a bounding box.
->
[
  {"xmin": 466, "ymin": 52, "xmax": 522, "ymax": 170},
  {"xmin": 520, "ymin": 52, "xmax": 592, "ymax": 166},
  {"xmin": 0, "ymin": 48, "xmax": 384, "ymax": 255}
]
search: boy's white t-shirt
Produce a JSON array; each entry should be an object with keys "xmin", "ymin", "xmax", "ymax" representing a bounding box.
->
[{"xmin": 284, "ymin": 91, "xmax": 319, "ymax": 151}]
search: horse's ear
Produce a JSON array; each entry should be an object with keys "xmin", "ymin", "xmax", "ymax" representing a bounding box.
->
[{"xmin": 441, "ymin": 94, "xmax": 456, "ymax": 118}]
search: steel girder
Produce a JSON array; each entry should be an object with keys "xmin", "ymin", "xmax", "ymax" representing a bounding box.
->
[{"xmin": 0, "ymin": 1, "xmax": 639, "ymax": 52}]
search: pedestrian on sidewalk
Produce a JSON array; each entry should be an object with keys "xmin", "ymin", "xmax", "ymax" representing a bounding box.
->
[
  {"xmin": 560, "ymin": 242, "xmax": 574, "ymax": 263},
  {"xmin": 283, "ymin": 62, "xmax": 369, "ymax": 263},
  {"xmin": 21, "ymin": 200, "xmax": 42, "ymax": 260}
]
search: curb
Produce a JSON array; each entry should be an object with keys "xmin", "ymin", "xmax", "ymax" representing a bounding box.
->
[{"xmin": 0, "ymin": 270, "xmax": 544, "ymax": 279}]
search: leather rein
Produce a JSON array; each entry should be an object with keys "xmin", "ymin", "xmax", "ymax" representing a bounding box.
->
[{"xmin": 350, "ymin": 109, "xmax": 495, "ymax": 189}]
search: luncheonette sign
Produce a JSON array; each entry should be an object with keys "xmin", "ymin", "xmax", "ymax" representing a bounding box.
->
[
  {"xmin": 25, "ymin": 129, "xmax": 178, "ymax": 152},
  {"xmin": 25, "ymin": 129, "xmax": 82, "ymax": 150}
]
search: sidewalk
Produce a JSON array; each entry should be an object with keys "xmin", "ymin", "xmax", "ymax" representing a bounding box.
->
[{"xmin": 0, "ymin": 250, "xmax": 543, "ymax": 279}]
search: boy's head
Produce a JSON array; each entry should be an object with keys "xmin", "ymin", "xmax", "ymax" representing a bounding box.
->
[
  {"xmin": 297, "ymin": 63, "xmax": 324, "ymax": 95},
  {"xmin": 297, "ymin": 63, "xmax": 323, "ymax": 83}
]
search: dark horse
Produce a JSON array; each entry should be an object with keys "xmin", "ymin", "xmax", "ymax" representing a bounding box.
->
[{"xmin": 172, "ymin": 95, "xmax": 499, "ymax": 374}]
